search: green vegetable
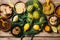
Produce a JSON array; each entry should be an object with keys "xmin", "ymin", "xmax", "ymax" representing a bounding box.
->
[
  {"xmin": 12, "ymin": 11, "xmax": 27, "ymax": 26},
  {"xmin": 57, "ymin": 25, "xmax": 60, "ymax": 33},
  {"xmin": 26, "ymin": 0, "xmax": 33, "ymax": 6},
  {"xmin": 39, "ymin": 17, "xmax": 46, "ymax": 24},
  {"xmin": 28, "ymin": 13, "xmax": 33, "ymax": 18},
  {"xmin": 25, "ymin": 0, "xmax": 45, "ymax": 36},
  {"xmin": 26, "ymin": 0, "xmax": 42, "ymax": 10},
  {"xmin": 26, "ymin": 13, "xmax": 33, "ymax": 25},
  {"xmin": 27, "ymin": 5, "xmax": 34, "ymax": 12},
  {"xmin": 33, "ymin": 11, "xmax": 40, "ymax": 19},
  {"xmin": 33, "ymin": 3, "xmax": 39, "ymax": 8},
  {"xmin": 33, "ymin": 0, "xmax": 42, "ymax": 10}
]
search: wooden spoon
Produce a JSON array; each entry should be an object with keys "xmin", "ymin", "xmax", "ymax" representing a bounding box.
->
[{"xmin": 46, "ymin": 0, "xmax": 50, "ymax": 6}]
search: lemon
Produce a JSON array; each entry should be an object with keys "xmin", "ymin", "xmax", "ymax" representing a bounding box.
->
[
  {"xmin": 24, "ymin": 23, "xmax": 30, "ymax": 31},
  {"xmin": 39, "ymin": 17, "xmax": 45, "ymax": 23},
  {"xmin": 33, "ymin": 11, "xmax": 40, "ymax": 19},
  {"xmin": 13, "ymin": 15, "xmax": 18, "ymax": 22},
  {"xmin": 33, "ymin": 25, "xmax": 40, "ymax": 31}
]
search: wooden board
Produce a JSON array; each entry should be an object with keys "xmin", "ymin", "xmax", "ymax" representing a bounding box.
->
[{"xmin": 0, "ymin": 0, "xmax": 60, "ymax": 37}]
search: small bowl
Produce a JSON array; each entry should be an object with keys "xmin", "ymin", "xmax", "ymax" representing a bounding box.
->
[
  {"xmin": 14, "ymin": 1, "xmax": 26, "ymax": 15},
  {"xmin": 44, "ymin": 24, "xmax": 52, "ymax": 33},
  {"xmin": 0, "ymin": 18, "xmax": 11, "ymax": 32},
  {"xmin": 0, "ymin": 4, "xmax": 13, "ymax": 19},
  {"xmin": 11, "ymin": 24, "xmax": 23, "ymax": 37},
  {"xmin": 55, "ymin": 5, "xmax": 60, "ymax": 17},
  {"xmin": 43, "ymin": 2, "xmax": 55, "ymax": 15},
  {"xmin": 48, "ymin": 15, "xmax": 58, "ymax": 26}
]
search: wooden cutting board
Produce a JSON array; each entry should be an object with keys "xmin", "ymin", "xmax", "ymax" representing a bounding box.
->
[{"xmin": 0, "ymin": 0, "xmax": 60, "ymax": 37}]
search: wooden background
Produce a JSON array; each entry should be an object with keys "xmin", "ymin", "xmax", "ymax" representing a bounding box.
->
[{"xmin": 0, "ymin": 0, "xmax": 60, "ymax": 40}]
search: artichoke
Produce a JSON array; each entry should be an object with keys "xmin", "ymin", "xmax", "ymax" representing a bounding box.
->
[{"xmin": 27, "ymin": 5, "xmax": 34, "ymax": 12}]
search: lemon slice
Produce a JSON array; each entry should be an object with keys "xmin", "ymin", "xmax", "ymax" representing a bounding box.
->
[
  {"xmin": 51, "ymin": 26, "xmax": 57, "ymax": 33},
  {"xmin": 13, "ymin": 15, "xmax": 18, "ymax": 22}
]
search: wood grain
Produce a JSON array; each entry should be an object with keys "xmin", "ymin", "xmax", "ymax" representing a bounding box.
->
[{"xmin": 0, "ymin": 0, "xmax": 60, "ymax": 40}]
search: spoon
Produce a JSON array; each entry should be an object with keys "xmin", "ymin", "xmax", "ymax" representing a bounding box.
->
[
  {"xmin": 46, "ymin": 0, "xmax": 50, "ymax": 6},
  {"xmin": 46, "ymin": 0, "xmax": 51, "ymax": 10}
]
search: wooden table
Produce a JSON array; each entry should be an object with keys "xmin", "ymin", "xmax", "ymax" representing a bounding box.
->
[{"xmin": 0, "ymin": 0, "xmax": 60, "ymax": 40}]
